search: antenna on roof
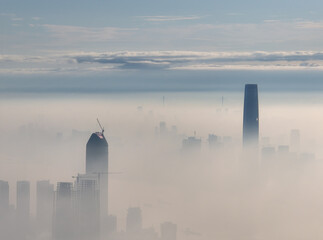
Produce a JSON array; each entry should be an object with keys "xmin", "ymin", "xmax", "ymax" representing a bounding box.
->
[{"xmin": 97, "ymin": 118, "xmax": 104, "ymax": 134}]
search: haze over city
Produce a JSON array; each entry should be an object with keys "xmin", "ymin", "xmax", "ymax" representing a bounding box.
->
[{"xmin": 2, "ymin": 0, "xmax": 323, "ymax": 240}]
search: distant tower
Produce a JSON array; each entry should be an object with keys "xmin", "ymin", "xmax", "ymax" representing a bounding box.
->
[
  {"xmin": 0, "ymin": 180, "xmax": 9, "ymax": 214},
  {"xmin": 74, "ymin": 176, "xmax": 100, "ymax": 240},
  {"xmin": 16, "ymin": 181, "xmax": 30, "ymax": 240},
  {"xmin": 290, "ymin": 129, "xmax": 300, "ymax": 153},
  {"xmin": 16, "ymin": 181, "xmax": 30, "ymax": 220},
  {"xmin": 0, "ymin": 181, "xmax": 10, "ymax": 240},
  {"xmin": 53, "ymin": 182, "xmax": 74, "ymax": 240},
  {"xmin": 126, "ymin": 207, "xmax": 142, "ymax": 233},
  {"xmin": 243, "ymin": 84, "xmax": 259, "ymax": 148},
  {"xmin": 36, "ymin": 180, "xmax": 54, "ymax": 233},
  {"xmin": 161, "ymin": 222, "xmax": 177, "ymax": 240}
]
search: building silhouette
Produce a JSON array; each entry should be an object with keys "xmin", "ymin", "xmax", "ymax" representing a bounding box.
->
[
  {"xmin": 126, "ymin": 207, "xmax": 142, "ymax": 233},
  {"xmin": 53, "ymin": 182, "xmax": 74, "ymax": 240},
  {"xmin": 182, "ymin": 136, "xmax": 201, "ymax": 152},
  {"xmin": 0, "ymin": 180, "xmax": 9, "ymax": 215},
  {"xmin": 16, "ymin": 181, "xmax": 30, "ymax": 240},
  {"xmin": 74, "ymin": 174, "xmax": 100, "ymax": 240},
  {"xmin": 107, "ymin": 215, "xmax": 117, "ymax": 235},
  {"xmin": 0, "ymin": 180, "xmax": 10, "ymax": 239},
  {"xmin": 208, "ymin": 134, "xmax": 221, "ymax": 149},
  {"xmin": 86, "ymin": 132, "xmax": 109, "ymax": 174},
  {"xmin": 243, "ymin": 84, "xmax": 259, "ymax": 148},
  {"xmin": 86, "ymin": 131, "xmax": 109, "ymax": 239},
  {"xmin": 16, "ymin": 181, "xmax": 30, "ymax": 219},
  {"xmin": 161, "ymin": 222, "xmax": 177, "ymax": 240},
  {"xmin": 36, "ymin": 180, "xmax": 54, "ymax": 233},
  {"xmin": 290, "ymin": 129, "xmax": 300, "ymax": 153}
]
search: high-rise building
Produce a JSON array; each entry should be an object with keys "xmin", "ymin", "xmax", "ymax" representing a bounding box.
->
[
  {"xmin": 74, "ymin": 174, "xmax": 100, "ymax": 240},
  {"xmin": 16, "ymin": 181, "xmax": 30, "ymax": 240},
  {"xmin": 0, "ymin": 180, "xmax": 9, "ymax": 214},
  {"xmin": 36, "ymin": 180, "xmax": 54, "ymax": 233},
  {"xmin": 159, "ymin": 122, "xmax": 167, "ymax": 136},
  {"xmin": 86, "ymin": 132, "xmax": 109, "ymax": 174},
  {"xmin": 161, "ymin": 222, "xmax": 177, "ymax": 240},
  {"xmin": 290, "ymin": 129, "xmax": 300, "ymax": 153},
  {"xmin": 208, "ymin": 134, "xmax": 221, "ymax": 149},
  {"xmin": 0, "ymin": 181, "xmax": 11, "ymax": 240},
  {"xmin": 16, "ymin": 181, "xmax": 30, "ymax": 220},
  {"xmin": 106, "ymin": 215, "xmax": 117, "ymax": 234},
  {"xmin": 126, "ymin": 207, "xmax": 142, "ymax": 233},
  {"xmin": 86, "ymin": 131, "xmax": 109, "ymax": 238},
  {"xmin": 53, "ymin": 182, "xmax": 74, "ymax": 240},
  {"xmin": 243, "ymin": 84, "xmax": 259, "ymax": 148}
]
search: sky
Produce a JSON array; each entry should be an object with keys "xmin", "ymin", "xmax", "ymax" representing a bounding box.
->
[{"xmin": 2, "ymin": 0, "xmax": 323, "ymax": 80}]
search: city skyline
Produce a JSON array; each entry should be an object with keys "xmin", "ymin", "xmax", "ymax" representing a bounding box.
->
[{"xmin": 2, "ymin": 0, "xmax": 323, "ymax": 239}]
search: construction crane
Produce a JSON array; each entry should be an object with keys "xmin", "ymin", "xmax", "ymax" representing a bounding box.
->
[{"xmin": 97, "ymin": 118, "xmax": 104, "ymax": 134}]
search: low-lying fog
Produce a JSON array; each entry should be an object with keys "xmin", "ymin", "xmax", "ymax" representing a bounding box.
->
[{"xmin": 1, "ymin": 90, "xmax": 323, "ymax": 240}]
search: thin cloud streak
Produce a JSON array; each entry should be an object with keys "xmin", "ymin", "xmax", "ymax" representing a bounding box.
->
[
  {"xmin": 140, "ymin": 15, "xmax": 201, "ymax": 22},
  {"xmin": 42, "ymin": 24, "xmax": 138, "ymax": 43}
]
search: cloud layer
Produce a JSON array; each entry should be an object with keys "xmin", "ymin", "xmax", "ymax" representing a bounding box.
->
[{"xmin": 3, "ymin": 51, "xmax": 323, "ymax": 74}]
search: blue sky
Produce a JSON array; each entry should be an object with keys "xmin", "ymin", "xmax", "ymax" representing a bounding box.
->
[{"xmin": 2, "ymin": 0, "xmax": 323, "ymax": 83}]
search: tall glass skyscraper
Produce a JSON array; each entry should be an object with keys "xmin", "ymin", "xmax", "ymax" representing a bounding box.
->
[
  {"xmin": 86, "ymin": 132, "xmax": 108, "ymax": 174},
  {"xmin": 86, "ymin": 131, "xmax": 109, "ymax": 234},
  {"xmin": 243, "ymin": 84, "xmax": 259, "ymax": 148}
]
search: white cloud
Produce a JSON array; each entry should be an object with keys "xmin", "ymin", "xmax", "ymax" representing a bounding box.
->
[{"xmin": 2, "ymin": 51, "xmax": 323, "ymax": 74}]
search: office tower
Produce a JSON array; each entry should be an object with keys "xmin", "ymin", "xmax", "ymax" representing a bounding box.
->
[
  {"xmin": 86, "ymin": 131, "xmax": 109, "ymax": 239},
  {"xmin": 16, "ymin": 181, "xmax": 30, "ymax": 220},
  {"xmin": 36, "ymin": 180, "xmax": 54, "ymax": 233},
  {"xmin": 107, "ymin": 215, "xmax": 117, "ymax": 234},
  {"xmin": 159, "ymin": 122, "xmax": 167, "ymax": 135},
  {"xmin": 16, "ymin": 181, "xmax": 30, "ymax": 240},
  {"xmin": 290, "ymin": 129, "xmax": 300, "ymax": 153},
  {"xmin": 208, "ymin": 134, "xmax": 220, "ymax": 149},
  {"xmin": 74, "ymin": 174, "xmax": 100, "ymax": 240},
  {"xmin": 53, "ymin": 182, "xmax": 74, "ymax": 240},
  {"xmin": 86, "ymin": 132, "xmax": 108, "ymax": 174},
  {"xmin": 0, "ymin": 180, "xmax": 9, "ymax": 214},
  {"xmin": 126, "ymin": 207, "xmax": 142, "ymax": 233},
  {"xmin": 243, "ymin": 84, "xmax": 259, "ymax": 148},
  {"xmin": 0, "ymin": 180, "xmax": 10, "ymax": 239},
  {"xmin": 161, "ymin": 222, "xmax": 177, "ymax": 240}
]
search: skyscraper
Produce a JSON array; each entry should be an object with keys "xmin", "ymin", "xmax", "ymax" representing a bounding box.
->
[
  {"xmin": 53, "ymin": 182, "xmax": 74, "ymax": 240},
  {"xmin": 16, "ymin": 181, "xmax": 30, "ymax": 220},
  {"xmin": 126, "ymin": 207, "xmax": 142, "ymax": 233},
  {"xmin": 290, "ymin": 129, "xmax": 300, "ymax": 153},
  {"xmin": 86, "ymin": 131, "xmax": 109, "ymax": 237},
  {"xmin": 161, "ymin": 222, "xmax": 177, "ymax": 240},
  {"xmin": 36, "ymin": 180, "xmax": 54, "ymax": 233},
  {"xmin": 0, "ymin": 180, "xmax": 9, "ymax": 214},
  {"xmin": 0, "ymin": 181, "xmax": 10, "ymax": 240},
  {"xmin": 16, "ymin": 181, "xmax": 30, "ymax": 240},
  {"xmin": 74, "ymin": 175, "xmax": 100, "ymax": 240},
  {"xmin": 243, "ymin": 84, "xmax": 259, "ymax": 148},
  {"xmin": 86, "ymin": 132, "xmax": 108, "ymax": 174}
]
